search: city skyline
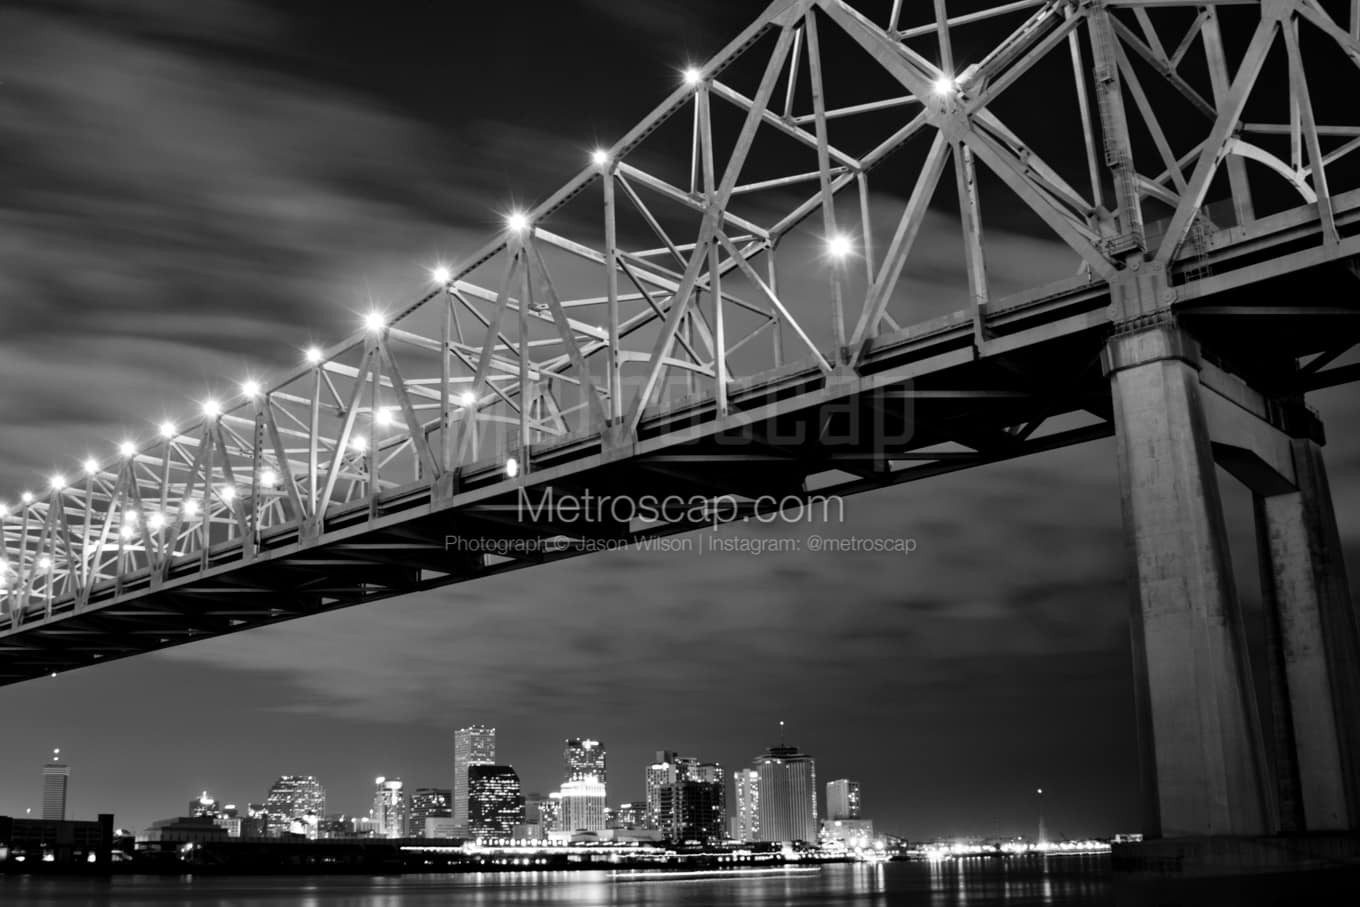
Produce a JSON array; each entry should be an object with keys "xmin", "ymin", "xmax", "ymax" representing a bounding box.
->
[{"xmin": 2, "ymin": 0, "xmax": 1356, "ymax": 852}]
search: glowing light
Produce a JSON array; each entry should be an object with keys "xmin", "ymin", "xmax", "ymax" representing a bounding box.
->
[
  {"xmin": 305, "ymin": 346, "xmax": 324, "ymax": 365},
  {"xmin": 350, "ymin": 435, "xmax": 368, "ymax": 453},
  {"xmin": 202, "ymin": 399, "xmax": 221, "ymax": 418},
  {"xmin": 38, "ymin": 556, "xmax": 52, "ymax": 570},
  {"xmin": 123, "ymin": 511, "xmax": 139, "ymax": 526},
  {"xmin": 259, "ymin": 468, "xmax": 278, "ymax": 487},
  {"xmin": 218, "ymin": 485, "xmax": 236, "ymax": 503},
  {"xmin": 683, "ymin": 66, "xmax": 703, "ymax": 86},
  {"xmin": 458, "ymin": 390, "xmax": 477, "ymax": 407},
  {"xmin": 590, "ymin": 148, "xmax": 609, "ymax": 167},
  {"xmin": 147, "ymin": 512, "xmax": 165, "ymax": 531},
  {"xmin": 364, "ymin": 311, "xmax": 386, "ymax": 333},
  {"xmin": 21, "ymin": 492, "xmax": 34, "ymax": 505},
  {"xmin": 120, "ymin": 524, "xmax": 134, "ymax": 540},
  {"xmin": 183, "ymin": 499, "xmax": 200, "ymax": 517},
  {"xmin": 119, "ymin": 441, "xmax": 136, "ymax": 458},
  {"xmin": 375, "ymin": 407, "xmax": 395, "ymax": 427},
  {"xmin": 241, "ymin": 380, "xmax": 261, "ymax": 398},
  {"xmin": 506, "ymin": 211, "xmax": 529, "ymax": 234},
  {"xmin": 160, "ymin": 421, "xmax": 176, "ymax": 439},
  {"xmin": 505, "ymin": 456, "xmax": 520, "ymax": 478},
  {"xmin": 431, "ymin": 265, "xmax": 452, "ymax": 285},
  {"xmin": 932, "ymin": 75, "xmax": 956, "ymax": 97},
  {"xmin": 827, "ymin": 234, "xmax": 854, "ymax": 260},
  {"xmin": 0, "ymin": 504, "xmax": 7, "ymax": 518},
  {"xmin": 49, "ymin": 474, "xmax": 65, "ymax": 491},
  {"xmin": 84, "ymin": 458, "xmax": 99, "ymax": 476}
]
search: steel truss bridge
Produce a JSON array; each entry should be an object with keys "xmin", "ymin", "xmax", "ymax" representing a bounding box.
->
[{"xmin": 4, "ymin": 0, "xmax": 1360, "ymax": 841}]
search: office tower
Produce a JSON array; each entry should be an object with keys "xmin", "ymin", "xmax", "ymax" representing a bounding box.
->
[
  {"xmin": 372, "ymin": 777, "xmax": 407, "ymax": 838},
  {"xmin": 542, "ymin": 792, "xmax": 562, "ymax": 833},
  {"xmin": 557, "ymin": 777, "xmax": 607, "ymax": 832},
  {"xmin": 523, "ymin": 792, "xmax": 548, "ymax": 825},
  {"xmin": 645, "ymin": 751, "xmax": 677, "ymax": 827},
  {"xmin": 563, "ymin": 738, "xmax": 606, "ymax": 785},
  {"xmin": 263, "ymin": 776, "xmax": 326, "ymax": 834},
  {"xmin": 611, "ymin": 802, "xmax": 648, "ymax": 829},
  {"xmin": 734, "ymin": 768, "xmax": 759, "ymax": 842},
  {"xmin": 408, "ymin": 788, "xmax": 451, "ymax": 838},
  {"xmin": 189, "ymin": 791, "xmax": 220, "ymax": 819},
  {"xmin": 42, "ymin": 748, "xmax": 69, "ymax": 820},
  {"xmin": 826, "ymin": 779, "xmax": 862, "ymax": 820},
  {"xmin": 753, "ymin": 742, "xmax": 817, "ymax": 843},
  {"xmin": 647, "ymin": 753, "xmax": 726, "ymax": 843},
  {"xmin": 453, "ymin": 725, "xmax": 496, "ymax": 829},
  {"xmin": 468, "ymin": 765, "xmax": 525, "ymax": 837}
]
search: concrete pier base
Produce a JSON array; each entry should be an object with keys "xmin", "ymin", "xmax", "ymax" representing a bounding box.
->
[
  {"xmin": 1104, "ymin": 321, "xmax": 1270, "ymax": 838},
  {"xmin": 1256, "ymin": 439, "xmax": 1360, "ymax": 831}
]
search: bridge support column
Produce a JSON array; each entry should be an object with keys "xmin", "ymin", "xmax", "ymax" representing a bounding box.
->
[
  {"xmin": 1103, "ymin": 320, "xmax": 1269, "ymax": 838},
  {"xmin": 1255, "ymin": 438, "xmax": 1360, "ymax": 830}
]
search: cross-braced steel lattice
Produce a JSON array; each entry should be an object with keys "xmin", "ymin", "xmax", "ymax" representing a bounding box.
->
[{"xmin": 3, "ymin": 0, "xmax": 1360, "ymax": 678}]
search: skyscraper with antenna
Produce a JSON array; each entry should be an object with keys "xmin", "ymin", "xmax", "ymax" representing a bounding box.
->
[{"xmin": 42, "ymin": 748, "xmax": 69, "ymax": 820}]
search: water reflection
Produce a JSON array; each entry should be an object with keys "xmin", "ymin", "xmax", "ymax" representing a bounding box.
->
[{"xmin": 2, "ymin": 858, "xmax": 1357, "ymax": 906}]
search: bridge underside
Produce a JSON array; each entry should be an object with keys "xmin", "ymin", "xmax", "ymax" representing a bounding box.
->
[{"xmin": 3, "ymin": 209, "xmax": 1357, "ymax": 685}]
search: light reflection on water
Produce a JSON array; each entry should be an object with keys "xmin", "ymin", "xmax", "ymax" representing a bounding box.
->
[
  {"xmin": 6, "ymin": 856, "xmax": 1357, "ymax": 906},
  {"xmin": 0, "ymin": 860, "xmax": 1111, "ymax": 906}
]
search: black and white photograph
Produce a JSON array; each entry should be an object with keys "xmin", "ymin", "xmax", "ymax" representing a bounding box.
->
[{"xmin": 2, "ymin": 0, "xmax": 1360, "ymax": 904}]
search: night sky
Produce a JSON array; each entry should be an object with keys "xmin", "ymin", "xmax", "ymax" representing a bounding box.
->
[{"xmin": 1, "ymin": 0, "xmax": 1358, "ymax": 842}]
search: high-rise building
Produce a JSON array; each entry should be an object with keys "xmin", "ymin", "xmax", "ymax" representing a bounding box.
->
[
  {"xmin": 646, "ymin": 753, "xmax": 726, "ymax": 843},
  {"xmin": 453, "ymin": 725, "xmax": 496, "ymax": 830},
  {"xmin": 733, "ymin": 768, "xmax": 759, "ymax": 842},
  {"xmin": 645, "ymin": 751, "xmax": 678, "ymax": 827},
  {"xmin": 826, "ymin": 779, "xmax": 862, "ymax": 820},
  {"xmin": 610, "ymin": 802, "xmax": 649, "ymax": 829},
  {"xmin": 753, "ymin": 743, "xmax": 817, "ymax": 843},
  {"xmin": 541, "ymin": 792, "xmax": 562, "ymax": 833},
  {"xmin": 189, "ymin": 791, "xmax": 220, "ymax": 819},
  {"xmin": 372, "ymin": 777, "xmax": 407, "ymax": 839},
  {"xmin": 408, "ymin": 788, "xmax": 451, "ymax": 838},
  {"xmin": 42, "ymin": 748, "xmax": 69, "ymax": 821},
  {"xmin": 557, "ymin": 777, "xmax": 607, "ymax": 833},
  {"xmin": 263, "ymin": 776, "xmax": 326, "ymax": 835},
  {"xmin": 468, "ymin": 765, "xmax": 525, "ymax": 837},
  {"xmin": 563, "ymin": 738, "xmax": 606, "ymax": 785}
]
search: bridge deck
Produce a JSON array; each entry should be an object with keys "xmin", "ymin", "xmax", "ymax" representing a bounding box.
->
[{"xmin": 2, "ymin": 195, "xmax": 1356, "ymax": 685}]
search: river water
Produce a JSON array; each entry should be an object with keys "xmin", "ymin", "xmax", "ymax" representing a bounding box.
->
[{"xmin": 1, "ymin": 858, "xmax": 1354, "ymax": 905}]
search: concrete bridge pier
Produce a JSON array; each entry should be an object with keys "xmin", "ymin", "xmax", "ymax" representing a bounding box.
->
[
  {"xmin": 1103, "ymin": 319, "xmax": 1270, "ymax": 840},
  {"xmin": 1255, "ymin": 437, "xmax": 1360, "ymax": 831}
]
